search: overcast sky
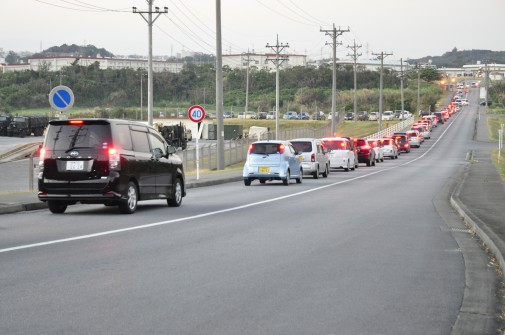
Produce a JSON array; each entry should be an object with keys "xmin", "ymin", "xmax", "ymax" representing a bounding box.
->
[{"xmin": 2, "ymin": 0, "xmax": 504, "ymax": 62}]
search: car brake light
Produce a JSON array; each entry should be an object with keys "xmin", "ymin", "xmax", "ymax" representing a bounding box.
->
[
  {"xmin": 278, "ymin": 144, "xmax": 285, "ymax": 154},
  {"xmin": 38, "ymin": 147, "xmax": 46, "ymax": 171},
  {"xmin": 311, "ymin": 153, "xmax": 315, "ymax": 162},
  {"xmin": 248, "ymin": 144, "xmax": 253, "ymax": 154},
  {"xmin": 108, "ymin": 147, "xmax": 120, "ymax": 170},
  {"xmin": 69, "ymin": 120, "xmax": 84, "ymax": 125}
]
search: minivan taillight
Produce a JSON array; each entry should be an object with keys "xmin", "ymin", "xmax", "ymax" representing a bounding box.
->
[
  {"xmin": 38, "ymin": 147, "xmax": 46, "ymax": 171},
  {"xmin": 311, "ymin": 153, "xmax": 315, "ymax": 162},
  {"xmin": 108, "ymin": 147, "xmax": 120, "ymax": 170}
]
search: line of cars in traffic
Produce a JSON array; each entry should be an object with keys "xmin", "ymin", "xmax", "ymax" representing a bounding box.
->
[
  {"xmin": 226, "ymin": 110, "xmax": 328, "ymax": 121},
  {"xmin": 242, "ymin": 99, "xmax": 462, "ymax": 186}
]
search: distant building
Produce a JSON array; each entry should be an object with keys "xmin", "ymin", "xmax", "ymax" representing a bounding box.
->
[
  {"xmin": 439, "ymin": 63, "xmax": 505, "ymax": 80},
  {"xmin": 334, "ymin": 58, "xmax": 414, "ymax": 72},
  {"xmin": 1, "ymin": 56, "xmax": 184, "ymax": 73},
  {"xmin": 222, "ymin": 53, "xmax": 307, "ymax": 71}
]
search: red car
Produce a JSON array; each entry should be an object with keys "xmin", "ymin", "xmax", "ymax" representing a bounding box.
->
[{"xmin": 353, "ymin": 138, "xmax": 376, "ymax": 166}]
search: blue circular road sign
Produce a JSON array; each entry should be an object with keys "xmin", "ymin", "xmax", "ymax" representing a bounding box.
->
[{"xmin": 49, "ymin": 85, "xmax": 74, "ymax": 112}]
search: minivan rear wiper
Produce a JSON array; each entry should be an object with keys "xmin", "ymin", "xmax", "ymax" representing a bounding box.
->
[{"xmin": 64, "ymin": 146, "xmax": 92, "ymax": 153}]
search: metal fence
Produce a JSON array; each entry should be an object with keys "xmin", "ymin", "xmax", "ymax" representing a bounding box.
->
[
  {"xmin": 365, "ymin": 116, "xmax": 415, "ymax": 139},
  {"xmin": 177, "ymin": 123, "xmax": 334, "ymax": 174}
]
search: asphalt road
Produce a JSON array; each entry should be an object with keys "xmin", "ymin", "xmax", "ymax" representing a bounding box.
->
[{"xmin": 0, "ymin": 90, "xmax": 499, "ymax": 334}]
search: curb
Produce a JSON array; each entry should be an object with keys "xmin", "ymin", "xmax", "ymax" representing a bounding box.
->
[
  {"xmin": 0, "ymin": 175, "xmax": 244, "ymax": 215},
  {"xmin": 186, "ymin": 176, "xmax": 243, "ymax": 189}
]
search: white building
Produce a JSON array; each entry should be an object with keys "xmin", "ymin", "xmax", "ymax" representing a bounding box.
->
[
  {"xmin": 335, "ymin": 58, "xmax": 414, "ymax": 72},
  {"xmin": 222, "ymin": 53, "xmax": 307, "ymax": 71},
  {"xmin": 1, "ymin": 56, "xmax": 184, "ymax": 73}
]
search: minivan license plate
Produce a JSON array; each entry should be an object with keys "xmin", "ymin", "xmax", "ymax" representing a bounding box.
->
[
  {"xmin": 259, "ymin": 167, "xmax": 270, "ymax": 173},
  {"xmin": 66, "ymin": 161, "xmax": 84, "ymax": 171}
]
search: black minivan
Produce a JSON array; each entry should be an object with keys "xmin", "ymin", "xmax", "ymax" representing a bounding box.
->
[{"xmin": 38, "ymin": 119, "xmax": 185, "ymax": 214}]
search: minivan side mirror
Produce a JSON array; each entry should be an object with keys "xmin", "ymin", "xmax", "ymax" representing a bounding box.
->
[
  {"xmin": 167, "ymin": 145, "xmax": 176, "ymax": 156},
  {"xmin": 152, "ymin": 147, "xmax": 164, "ymax": 160}
]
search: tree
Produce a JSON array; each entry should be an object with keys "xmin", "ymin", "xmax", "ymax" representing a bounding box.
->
[
  {"xmin": 421, "ymin": 68, "xmax": 441, "ymax": 82},
  {"xmin": 5, "ymin": 51, "xmax": 19, "ymax": 65}
]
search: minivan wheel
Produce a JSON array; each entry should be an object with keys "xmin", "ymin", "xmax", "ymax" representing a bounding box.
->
[
  {"xmin": 167, "ymin": 178, "xmax": 183, "ymax": 207},
  {"xmin": 48, "ymin": 201, "xmax": 67, "ymax": 214},
  {"xmin": 244, "ymin": 179, "xmax": 251, "ymax": 186},
  {"xmin": 119, "ymin": 181, "xmax": 138, "ymax": 214},
  {"xmin": 312, "ymin": 166, "xmax": 319, "ymax": 179}
]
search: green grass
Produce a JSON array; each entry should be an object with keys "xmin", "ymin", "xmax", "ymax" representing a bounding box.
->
[
  {"xmin": 491, "ymin": 150, "xmax": 505, "ymax": 181},
  {"xmin": 487, "ymin": 116, "xmax": 505, "ymax": 141}
]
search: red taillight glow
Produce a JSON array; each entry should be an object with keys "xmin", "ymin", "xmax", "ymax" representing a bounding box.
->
[
  {"xmin": 38, "ymin": 147, "xmax": 46, "ymax": 171},
  {"xmin": 39, "ymin": 147, "xmax": 46, "ymax": 159},
  {"xmin": 69, "ymin": 120, "xmax": 84, "ymax": 125},
  {"xmin": 248, "ymin": 144, "xmax": 253, "ymax": 154},
  {"xmin": 108, "ymin": 147, "xmax": 120, "ymax": 170},
  {"xmin": 311, "ymin": 153, "xmax": 315, "ymax": 162},
  {"xmin": 278, "ymin": 144, "xmax": 285, "ymax": 154}
]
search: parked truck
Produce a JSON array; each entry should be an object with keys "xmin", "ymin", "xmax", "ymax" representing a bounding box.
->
[
  {"xmin": 0, "ymin": 114, "xmax": 13, "ymax": 136},
  {"xmin": 155, "ymin": 122, "xmax": 191, "ymax": 150},
  {"xmin": 6, "ymin": 115, "xmax": 49, "ymax": 137}
]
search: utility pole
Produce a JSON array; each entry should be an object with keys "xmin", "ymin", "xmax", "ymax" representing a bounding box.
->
[
  {"xmin": 347, "ymin": 40, "xmax": 362, "ymax": 122},
  {"xmin": 137, "ymin": 71, "xmax": 147, "ymax": 120},
  {"xmin": 417, "ymin": 63, "xmax": 421, "ymax": 117},
  {"xmin": 216, "ymin": 0, "xmax": 224, "ymax": 169},
  {"xmin": 133, "ymin": 1, "xmax": 167, "ymax": 126},
  {"xmin": 372, "ymin": 51, "xmax": 393, "ymax": 132},
  {"xmin": 266, "ymin": 35, "xmax": 289, "ymax": 140},
  {"xmin": 242, "ymin": 50, "xmax": 257, "ymax": 113},
  {"xmin": 400, "ymin": 58, "xmax": 404, "ymax": 115},
  {"xmin": 321, "ymin": 24, "xmax": 349, "ymax": 135}
]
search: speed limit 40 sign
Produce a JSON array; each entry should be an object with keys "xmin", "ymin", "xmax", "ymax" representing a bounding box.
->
[{"xmin": 187, "ymin": 105, "xmax": 206, "ymax": 123}]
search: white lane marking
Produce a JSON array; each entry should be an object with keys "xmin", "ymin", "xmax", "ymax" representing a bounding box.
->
[{"xmin": 0, "ymin": 113, "xmax": 461, "ymax": 254}]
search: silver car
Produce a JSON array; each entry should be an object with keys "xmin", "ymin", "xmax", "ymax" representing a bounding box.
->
[
  {"xmin": 291, "ymin": 138, "xmax": 330, "ymax": 179},
  {"xmin": 243, "ymin": 140, "xmax": 303, "ymax": 186}
]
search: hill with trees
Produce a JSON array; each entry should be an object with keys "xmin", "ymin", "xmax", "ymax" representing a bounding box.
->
[{"xmin": 410, "ymin": 48, "xmax": 505, "ymax": 68}]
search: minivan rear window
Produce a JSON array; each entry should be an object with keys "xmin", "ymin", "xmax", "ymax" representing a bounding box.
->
[{"xmin": 44, "ymin": 123, "xmax": 112, "ymax": 151}]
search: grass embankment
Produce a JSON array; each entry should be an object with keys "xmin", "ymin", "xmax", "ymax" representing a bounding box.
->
[
  {"xmin": 223, "ymin": 118, "xmax": 391, "ymax": 138},
  {"xmin": 487, "ymin": 113, "xmax": 505, "ymax": 181}
]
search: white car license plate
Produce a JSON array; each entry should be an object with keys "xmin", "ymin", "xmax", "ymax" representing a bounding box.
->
[{"xmin": 66, "ymin": 161, "xmax": 84, "ymax": 171}]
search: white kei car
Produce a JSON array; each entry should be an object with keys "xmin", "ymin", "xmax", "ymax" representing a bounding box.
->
[{"xmin": 321, "ymin": 137, "xmax": 356, "ymax": 171}]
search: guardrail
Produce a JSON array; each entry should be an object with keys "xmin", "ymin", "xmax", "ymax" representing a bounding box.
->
[{"xmin": 365, "ymin": 116, "xmax": 415, "ymax": 139}]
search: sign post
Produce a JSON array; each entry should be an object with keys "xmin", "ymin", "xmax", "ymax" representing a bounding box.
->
[{"xmin": 188, "ymin": 105, "xmax": 206, "ymax": 180}]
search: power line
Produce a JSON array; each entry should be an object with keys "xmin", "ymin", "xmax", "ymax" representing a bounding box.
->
[{"xmin": 255, "ymin": 0, "xmax": 313, "ymax": 26}]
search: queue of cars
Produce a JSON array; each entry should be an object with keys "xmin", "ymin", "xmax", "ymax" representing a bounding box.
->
[
  {"xmin": 242, "ymin": 92, "xmax": 465, "ymax": 186},
  {"xmin": 242, "ymin": 94, "xmax": 466, "ymax": 186}
]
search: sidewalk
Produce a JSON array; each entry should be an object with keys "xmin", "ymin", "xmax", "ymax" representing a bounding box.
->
[{"xmin": 450, "ymin": 110, "xmax": 505, "ymax": 273}]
